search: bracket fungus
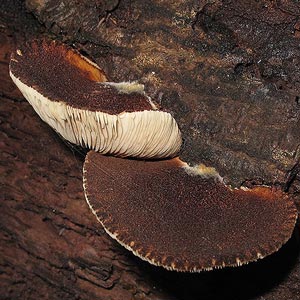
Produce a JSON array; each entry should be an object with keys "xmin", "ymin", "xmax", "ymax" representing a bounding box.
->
[
  {"xmin": 83, "ymin": 153, "xmax": 297, "ymax": 272},
  {"xmin": 9, "ymin": 40, "xmax": 181, "ymax": 159},
  {"xmin": 10, "ymin": 40, "xmax": 298, "ymax": 273}
]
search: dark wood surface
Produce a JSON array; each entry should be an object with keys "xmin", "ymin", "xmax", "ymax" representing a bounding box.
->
[
  {"xmin": 1, "ymin": 1, "xmax": 299, "ymax": 299},
  {"xmin": 23, "ymin": 0, "xmax": 300, "ymax": 188}
]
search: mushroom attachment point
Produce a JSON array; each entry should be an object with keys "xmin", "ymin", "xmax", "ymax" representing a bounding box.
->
[
  {"xmin": 9, "ymin": 40, "xmax": 182, "ymax": 159},
  {"xmin": 83, "ymin": 152, "xmax": 297, "ymax": 272}
]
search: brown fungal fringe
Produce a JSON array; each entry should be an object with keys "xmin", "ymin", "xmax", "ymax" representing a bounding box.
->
[
  {"xmin": 9, "ymin": 40, "xmax": 182, "ymax": 158},
  {"xmin": 83, "ymin": 152, "xmax": 297, "ymax": 272}
]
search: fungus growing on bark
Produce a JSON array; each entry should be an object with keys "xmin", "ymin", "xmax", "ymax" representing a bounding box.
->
[
  {"xmin": 10, "ymin": 39, "xmax": 298, "ymax": 273},
  {"xmin": 9, "ymin": 40, "xmax": 181, "ymax": 159},
  {"xmin": 83, "ymin": 152, "xmax": 297, "ymax": 272}
]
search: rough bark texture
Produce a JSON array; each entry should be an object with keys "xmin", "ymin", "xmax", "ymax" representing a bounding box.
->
[
  {"xmin": 23, "ymin": 0, "xmax": 300, "ymax": 188},
  {"xmin": 0, "ymin": 1, "xmax": 299, "ymax": 299}
]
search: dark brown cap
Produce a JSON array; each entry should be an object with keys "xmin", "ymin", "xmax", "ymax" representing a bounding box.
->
[
  {"xmin": 9, "ymin": 40, "xmax": 181, "ymax": 158},
  {"xmin": 83, "ymin": 152, "xmax": 297, "ymax": 272}
]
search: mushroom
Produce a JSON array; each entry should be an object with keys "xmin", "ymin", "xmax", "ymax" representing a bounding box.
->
[
  {"xmin": 9, "ymin": 40, "xmax": 181, "ymax": 159},
  {"xmin": 83, "ymin": 152, "xmax": 297, "ymax": 272},
  {"xmin": 10, "ymin": 40, "xmax": 298, "ymax": 273}
]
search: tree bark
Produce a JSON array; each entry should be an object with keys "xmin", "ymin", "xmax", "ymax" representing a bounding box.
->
[
  {"xmin": 24, "ymin": 0, "xmax": 300, "ymax": 188},
  {"xmin": 0, "ymin": 1, "xmax": 299, "ymax": 299}
]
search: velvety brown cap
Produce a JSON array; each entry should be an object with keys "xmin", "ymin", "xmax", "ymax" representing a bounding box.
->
[
  {"xmin": 9, "ymin": 40, "xmax": 182, "ymax": 158},
  {"xmin": 83, "ymin": 152, "xmax": 297, "ymax": 272},
  {"xmin": 10, "ymin": 39, "xmax": 153, "ymax": 114}
]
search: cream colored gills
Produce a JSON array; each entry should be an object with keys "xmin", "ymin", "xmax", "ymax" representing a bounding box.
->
[{"xmin": 10, "ymin": 71, "xmax": 182, "ymax": 159}]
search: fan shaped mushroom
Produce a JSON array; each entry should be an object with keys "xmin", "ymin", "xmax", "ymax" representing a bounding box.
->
[
  {"xmin": 83, "ymin": 152, "xmax": 297, "ymax": 272},
  {"xmin": 9, "ymin": 40, "xmax": 181, "ymax": 159},
  {"xmin": 10, "ymin": 40, "xmax": 298, "ymax": 273}
]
